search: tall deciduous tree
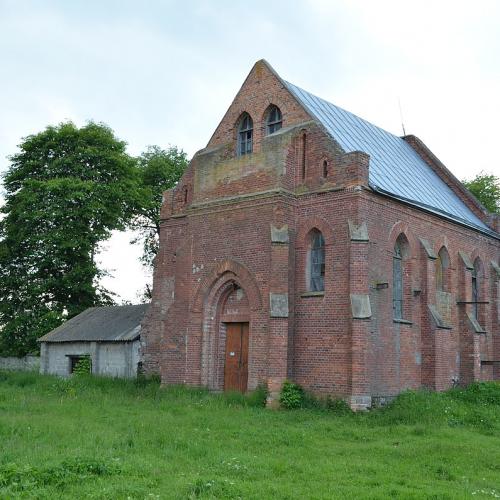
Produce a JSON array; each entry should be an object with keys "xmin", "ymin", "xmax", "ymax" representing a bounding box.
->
[
  {"xmin": 0, "ymin": 122, "xmax": 139, "ymax": 355},
  {"xmin": 130, "ymin": 146, "xmax": 188, "ymax": 294},
  {"xmin": 463, "ymin": 172, "xmax": 500, "ymax": 214}
]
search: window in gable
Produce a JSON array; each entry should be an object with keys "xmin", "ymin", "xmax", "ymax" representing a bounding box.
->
[
  {"xmin": 266, "ymin": 105, "xmax": 282, "ymax": 134},
  {"xmin": 238, "ymin": 113, "xmax": 253, "ymax": 156}
]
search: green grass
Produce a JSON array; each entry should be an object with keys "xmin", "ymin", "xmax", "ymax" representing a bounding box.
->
[{"xmin": 1, "ymin": 371, "xmax": 500, "ymax": 499}]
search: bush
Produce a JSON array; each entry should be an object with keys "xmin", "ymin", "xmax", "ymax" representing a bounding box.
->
[
  {"xmin": 449, "ymin": 381, "xmax": 500, "ymax": 406},
  {"xmin": 279, "ymin": 380, "xmax": 304, "ymax": 409}
]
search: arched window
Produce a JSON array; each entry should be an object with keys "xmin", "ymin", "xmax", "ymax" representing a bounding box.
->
[
  {"xmin": 266, "ymin": 105, "xmax": 282, "ymax": 134},
  {"xmin": 309, "ymin": 229, "xmax": 325, "ymax": 292},
  {"xmin": 393, "ymin": 240, "xmax": 403, "ymax": 319},
  {"xmin": 238, "ymin": 113, "xmax": 253, "ymax": 156},
  {"xmin": 322, "ymin": 160, "xmax": 328, "ymax": 178},
  {"xmin": 472, "ymin": 257, "xmax": 482, "ymax": 319},
  {"xmin": 436, "ymin": 246, "xmax": 450, "ymax": 291}
]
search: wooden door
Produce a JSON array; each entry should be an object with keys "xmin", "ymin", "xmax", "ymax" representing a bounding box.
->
[{"xmin": 224, "ymin": 322, "xmax": 249, "ymax": 392}]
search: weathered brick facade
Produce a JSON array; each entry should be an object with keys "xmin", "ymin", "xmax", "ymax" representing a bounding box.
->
[{"xmin": 141, "ymin": 60, "xmax": 500, "ymax": 409}]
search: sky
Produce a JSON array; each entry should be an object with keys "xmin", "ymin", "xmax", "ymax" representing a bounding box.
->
[{"xmin": 1, "ymin": 0, "xmax": 499, "ymax": 302}]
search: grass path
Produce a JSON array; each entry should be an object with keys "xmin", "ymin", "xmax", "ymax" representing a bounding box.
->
[{"xmin": 1, "ymin": 371, "xmax": 499, "ymax": 499}]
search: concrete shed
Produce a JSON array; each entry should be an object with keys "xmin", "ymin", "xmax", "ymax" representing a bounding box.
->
[{"xmin": 38, "ymin": 304, "xmax": 149, "ymax": 378}]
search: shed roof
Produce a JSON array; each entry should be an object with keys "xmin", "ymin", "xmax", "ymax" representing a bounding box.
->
[
  {"xmin": 284, "ymin": 80, "xmax": 492, "ymax": 234},
  {"xmin": 38, "ymin": 304, "xmax": 149, "ymax": 343}
]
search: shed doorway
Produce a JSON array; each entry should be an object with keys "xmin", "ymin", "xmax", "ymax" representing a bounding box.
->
[{"xmin": 224, "ymin": 322, "xmax": 249, "ymax": 392}]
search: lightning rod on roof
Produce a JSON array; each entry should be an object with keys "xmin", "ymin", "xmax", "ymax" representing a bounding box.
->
[{"xmin": 398, "ymin": 97, "xmax": 407, "ymax": 136}]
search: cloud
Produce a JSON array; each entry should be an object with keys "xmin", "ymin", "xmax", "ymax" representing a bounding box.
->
[{"xmin": 1, "ymin": 0, "xmax": 498, "ymax": 301}]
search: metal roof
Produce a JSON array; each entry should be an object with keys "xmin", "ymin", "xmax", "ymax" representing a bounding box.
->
[
  {"xmin": 284, "ymin": 81, "xmax": 490, "ymax": 232},
  {"xmin": 38, "ymin": 304, "xmax": 149, "ymax": 343}
]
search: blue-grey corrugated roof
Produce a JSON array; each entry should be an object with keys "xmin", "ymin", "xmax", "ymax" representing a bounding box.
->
[{"xmin": 284, "ymin": 81, "xmax": 489, "ymax": 232}]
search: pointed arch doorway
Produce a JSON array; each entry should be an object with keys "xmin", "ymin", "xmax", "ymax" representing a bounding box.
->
[{"xmin": 201, "ymin": 276, "xmax": 251, "ymax": 393}]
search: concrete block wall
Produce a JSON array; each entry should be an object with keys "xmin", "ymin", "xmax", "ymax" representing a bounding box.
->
[
  {"xmin": 40, "ymin": 341, "xmax": 139, "ymax": 378},
  {"xmin": 0, "ymin": 355, "xmax": 39, "ymax": 371}
]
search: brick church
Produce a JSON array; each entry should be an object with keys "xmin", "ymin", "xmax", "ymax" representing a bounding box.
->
[{"xmin": 141, "ymin": 60, "xmax": 500, "ymax": 409}]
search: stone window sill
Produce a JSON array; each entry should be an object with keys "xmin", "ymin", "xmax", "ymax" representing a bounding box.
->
[
  {"xmin": 393, "ymin": 318, "xmax": 412, "ymax": 325},
  {"xmin": 301, "ymin": 291, "xmax": 325, "ymax": 298}
]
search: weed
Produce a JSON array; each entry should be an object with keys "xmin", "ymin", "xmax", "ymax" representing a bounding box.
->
[
  {"xmin": 0, "ymin": 458, "xmax": 120, "ymax": 492},
  {"xmin": 279, "ymin": 380, "xmax": 304, "ymax": 409}
]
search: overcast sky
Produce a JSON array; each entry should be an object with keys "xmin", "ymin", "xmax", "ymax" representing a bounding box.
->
[{"xmin": 1, "ymin": 0, "xmax": 499, "ymax": 302}]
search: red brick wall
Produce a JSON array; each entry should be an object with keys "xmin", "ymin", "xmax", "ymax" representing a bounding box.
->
[{"xmin": 363, "ymin": 190, "xmax": 499, "ymax": 397}]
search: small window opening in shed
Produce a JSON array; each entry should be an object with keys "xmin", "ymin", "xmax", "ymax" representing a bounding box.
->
[{"xmin": 69, "ymin": 355, "xmax": 92, "ymax": 374}]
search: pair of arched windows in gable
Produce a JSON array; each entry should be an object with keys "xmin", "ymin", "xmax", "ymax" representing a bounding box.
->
[{"xmin": 237, "ymin": 105, "xmax": 282, "ymax": 156}]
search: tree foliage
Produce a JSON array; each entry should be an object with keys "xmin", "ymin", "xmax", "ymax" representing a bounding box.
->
[
  {"xmin": 0, "ymin": 122, "xmax": 139, "ymax": 355},
  {"xmin": 463, "ymin": 172, "xmax": 500, "ymax": 214},
  {"xmin": 130, "ymin": 145, "xmax": 188, "ymax": 272}
]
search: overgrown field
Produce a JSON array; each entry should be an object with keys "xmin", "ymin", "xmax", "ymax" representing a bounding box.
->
[{"xmin": 1, "ymin": 371, "xmax": 499, "ymax": 499}]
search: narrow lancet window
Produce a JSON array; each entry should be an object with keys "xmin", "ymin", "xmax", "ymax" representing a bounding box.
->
[
  {"xmin": 472, "ymin": 258, "xmax": 481, "ymax": 319},
  {"xmin": 309, "ymin": 230, "xmax": 325, "ymax": 292},
  {"xmin": 393, "ymin": 240, "xmax": 403, "ymax": 319},
  {"xmin": 301, "ymin": 132, "xmax": 307, "ymax": 180},
  {"xmin": 322, "ymin": 160, "xmax": 328, "ymax": 178}
]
